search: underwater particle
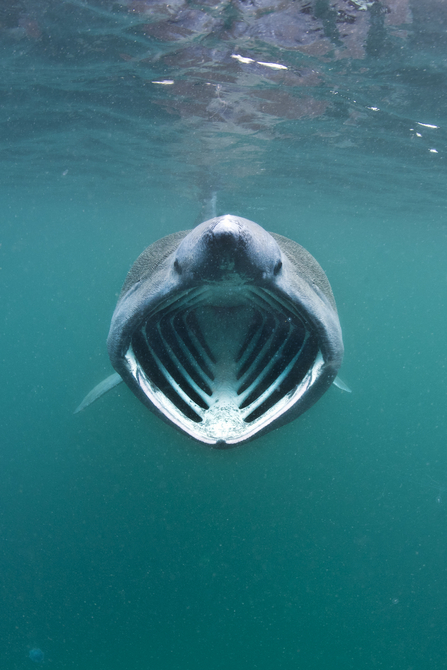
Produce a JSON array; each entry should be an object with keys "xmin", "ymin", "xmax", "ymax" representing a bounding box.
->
[{"xmin": 29, "ymin": 648, "xmax": 44, "ymax": 663}]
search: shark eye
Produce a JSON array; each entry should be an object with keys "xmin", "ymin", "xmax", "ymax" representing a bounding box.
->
[
  {"xmin": 274, "ymin": 260, "xmax": 282, "ymax": 276},
  {"xmin": 174, "ymin": 259, "xmax": 182, "ymax": 274}
]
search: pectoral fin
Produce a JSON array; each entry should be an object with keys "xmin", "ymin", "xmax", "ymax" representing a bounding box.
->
[
  {"xmin": 333, "ymin": 376, "xmax": 352, "ymax": 393},
  {"xmin": 74, "ymin": 372, "xmax": 123, "ymax": 414}
]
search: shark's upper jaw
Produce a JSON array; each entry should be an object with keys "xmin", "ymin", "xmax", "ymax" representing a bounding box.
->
[{"xmin": 122, "ymin": 282, "xmax": 323, "ymax": 446}]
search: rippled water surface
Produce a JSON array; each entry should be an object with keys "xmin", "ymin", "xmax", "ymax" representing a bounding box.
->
[{"xmin": 1, "ymin": 2, "xmax": 447, "ymax": 668}]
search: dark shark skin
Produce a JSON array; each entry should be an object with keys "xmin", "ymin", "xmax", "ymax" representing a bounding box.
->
[{"xmin": 106, "ymin": 215, "xmax": 344, "ymax": 446}]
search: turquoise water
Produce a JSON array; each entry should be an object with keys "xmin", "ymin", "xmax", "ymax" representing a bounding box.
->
[{"xmin": 2, "ymin": 1, "xmax": 447, "ymax": 668}]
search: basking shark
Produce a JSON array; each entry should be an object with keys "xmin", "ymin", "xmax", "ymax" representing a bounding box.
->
[{"xmin": 76, "ymin": 215, "xmax": 348, "ymax": 446}]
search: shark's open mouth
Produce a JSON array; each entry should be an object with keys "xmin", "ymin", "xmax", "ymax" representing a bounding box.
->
[{"xmin": 124, "ymin": 285, "xmax": 323, "ymax": 445}]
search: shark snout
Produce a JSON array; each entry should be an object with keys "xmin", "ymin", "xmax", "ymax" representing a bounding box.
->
[{"xmin": 174, "ymin": 215, "xmax": 283, "ymax": 284}]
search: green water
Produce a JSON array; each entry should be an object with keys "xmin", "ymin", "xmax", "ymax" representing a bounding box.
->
[{"xmin": 2, "ymin": 1, "xmax": 447, "ymax": 668}]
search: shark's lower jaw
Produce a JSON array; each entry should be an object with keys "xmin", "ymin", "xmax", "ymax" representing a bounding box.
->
[{"xmin": 123, "ymin": 285, "xmax": 323, "ymax": 445}]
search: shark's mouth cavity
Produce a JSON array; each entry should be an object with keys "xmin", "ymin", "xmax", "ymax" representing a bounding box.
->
[{"xmin": 124, "ymin": 285, "xmax": 323, "ymax": 445}]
